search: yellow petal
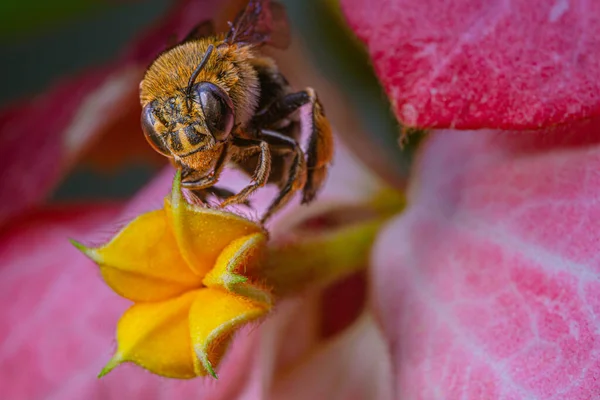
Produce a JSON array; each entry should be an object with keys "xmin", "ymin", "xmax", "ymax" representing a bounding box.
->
[
  {"xmin": 165, "ymin": 171, "xmax": 266, "ymax": 276},
  {"xmin": 203, "ymin": 233, "xmax": 273, "ymax": 306},
  {"xmin": 100, "ymin": 290, "xmax": 199, "ymax": 379},
  {"xmin": 73, "ymin": 210, "xmax": 202, "ymax": 302},
  {"xmin": 189, "ymin": 288, "xmax": 269, "ymax": 378}
]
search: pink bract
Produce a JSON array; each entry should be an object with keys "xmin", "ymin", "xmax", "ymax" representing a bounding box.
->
[
  {"xmin": 373, "ymin": 119, "xmax": 600, "ymax": 398},
  {"xmin": 342, "ymin": 0, "xmax": 600, "ymax": 130}
]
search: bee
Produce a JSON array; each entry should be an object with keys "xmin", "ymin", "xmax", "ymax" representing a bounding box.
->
[{"xmin": 139, "ymin": 0, "xmax": 334, "ymax": 223}]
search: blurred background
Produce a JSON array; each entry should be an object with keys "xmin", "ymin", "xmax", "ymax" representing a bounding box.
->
[{"xmin": 0, "ymin": 0, "xmax": 404, "ymax": 207}]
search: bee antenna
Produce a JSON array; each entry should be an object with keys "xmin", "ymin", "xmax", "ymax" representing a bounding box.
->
[{"xmin": 186, "ymin": 44, "xmax": 215, "ymax": 98}]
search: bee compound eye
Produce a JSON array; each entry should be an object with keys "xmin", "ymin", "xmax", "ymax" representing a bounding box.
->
[
  {"xmin": 195, "ymin": 82, "xmax": 235, "ymax": 141},
  {"xmin": 141, "ymin": 103, "xmax": 170, "ymax": 156}
]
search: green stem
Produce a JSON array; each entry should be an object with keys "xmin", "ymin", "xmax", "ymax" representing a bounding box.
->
[{"xmin": 263, "ymin": 219, "xmax": 386, "ymax": 297}]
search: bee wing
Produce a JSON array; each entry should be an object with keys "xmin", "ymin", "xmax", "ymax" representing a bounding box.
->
[{"xmin": 225, "ymin": 0, "xmax": 290, "ymax": 49}]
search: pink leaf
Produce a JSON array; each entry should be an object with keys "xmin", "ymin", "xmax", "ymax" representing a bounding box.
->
[
  {"xmin": 373, "ymin": 119, "xmax": 600, "ymax": 398},
  {"xmin": 342, "ymin": 0, "xmax": 600, "ymax": 130}
]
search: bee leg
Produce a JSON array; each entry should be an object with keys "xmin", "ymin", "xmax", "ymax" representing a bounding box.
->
[
  {"xmin": 209, "ymin": 187, "xmax": 252, "ymax": 206},
  {"xmin": 253, "ymin": 88, "xmax": 334, "ymax": 204},
  {"xmin": 252, "ymin": 91, "xmax": 310, "ymax": 127},
  {"xmin": 189, "ymin": 186, "xmax": 252, "ymax": 207},
  {"xmin": 221, "ymin": 137, "xmax": 272, "ymax": 208},
  {"xmin": 256, "ymin": 130, "xmax": 307, "ymax": 224},
  {"xmin": 181, "ymin": 172, "xmax": 221, "ymax": 191}
]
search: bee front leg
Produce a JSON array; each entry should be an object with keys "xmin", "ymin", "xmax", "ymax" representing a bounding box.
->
[
  {"xmin": 181, "ymin": 172, "xmax": 225, "ymax": 206},
  {"xmin": 221, "ymin": 137, "xmax": 272, "ymax": 208},
  {"xmin": 188, "ymin": 186, "xmax": 252, "ymax": 207},
  {"xmin": 181, "ymin": 172, "xmax": 221, "ymax": 191}
]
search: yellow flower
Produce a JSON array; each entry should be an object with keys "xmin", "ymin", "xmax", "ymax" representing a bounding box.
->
[
  {"xmin": 72, "ymin": 172, "xmax": 272, "ymax": 379},
  {"xmin": 72, "ymin": 164, "xmax": 402, "ymax": 381}
]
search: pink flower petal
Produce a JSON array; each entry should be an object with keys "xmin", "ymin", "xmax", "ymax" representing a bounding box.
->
[
  {"xmin": 342, "ymin": 0, "xmax": 600, "ymax": 130},
  {"xmin": 373, "ymin": 119, "xmax": 600, "ymax": 398},
  {"xmin": 270, "ymin": 312, "xmax": 392, "ymax": 400}
]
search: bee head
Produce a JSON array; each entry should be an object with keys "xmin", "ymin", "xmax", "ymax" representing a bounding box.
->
[
  {"xmin": 140, "ymin": 44, "xmax": 235, "ymax": 159},
  {"xmin": 141, "ymin": 82, "xmax": 235, "ymax": 158}
]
